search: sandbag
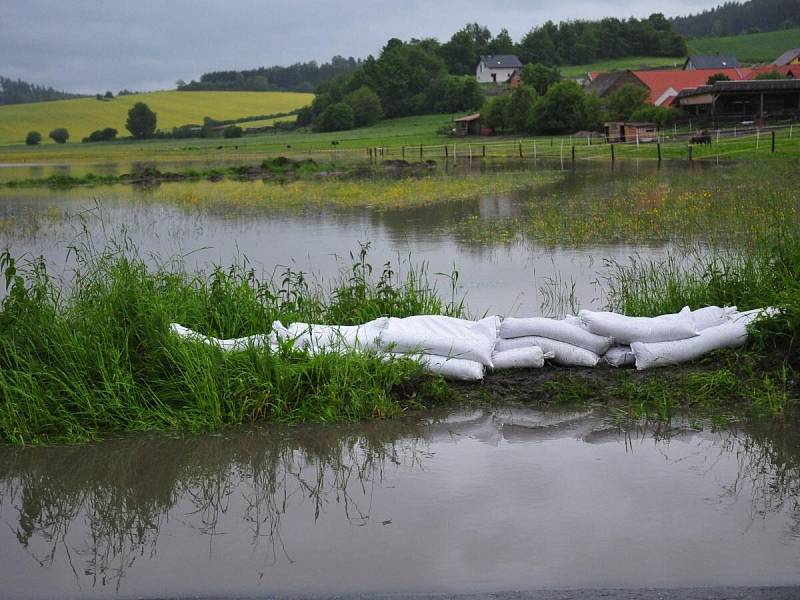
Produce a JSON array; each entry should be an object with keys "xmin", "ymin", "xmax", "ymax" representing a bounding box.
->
[
  {"xmin": 579, "ymin": 306, "xmax": 698, "ymax": 344},
  {"xmin": 286, "ymin": 317, "xmax": 388, "ymax": 353},
  {"xmin": 495, "ymin": 336, "xmax": 600, "ymax": 367},
  {"xmin": 500, "ymin": 316, "xmax": 613, "ymax": 355},
  {"xmin": 604, "ymin": 345, "xmax": 636, "ymax": 367},
  {"xmin": 631, "ymin": 320, "xmax": 748, "ymax": 369},
  {"xmin": 379, "ymin": 315, "xmax": 499, "ymax": 367},
  {"xmin": 491, "ymin": 346, "xmax": 550, "ymax": 370},
  {"xmin": 385, "ymin": 352, "xmax": 485, "ymax": 381},
  {"xmin": 690, "ymin": 306, "xmax": 737, "ymax": 331},
  {"xmin": 730, "ymin": 307, "xmax": 780, "ymax": 326},
  {"xmin": 170, "ymin": 323, "xmax": 284, "ymax": 352}
]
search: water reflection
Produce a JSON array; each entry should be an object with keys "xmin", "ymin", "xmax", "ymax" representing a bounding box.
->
[{"xmin": 1, "ymin": 409, "xmax": 799, "ymax": 597}]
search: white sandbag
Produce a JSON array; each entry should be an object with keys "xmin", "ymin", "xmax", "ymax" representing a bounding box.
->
[
  {"xmin": 631, "ymin": 320, "xmax": 748, "ymax": 370},
  {"xmin": 287, "ymin": 318, "xmax": 388, "ymax": 353},
  {"xmin": 500, "ymin": 316, "xmax": 613, "ymax": 355},
  {"xmin": 491, "ymin": 346, "xmax": 551, "ymax": 370},
  {"xmin": 690, "ymin": 306, "xmax": 737, "ymax": 331},
  {"xmin": 730, "ymin": 306, "xmax": 780, "ymax": 326},
  {"xmin": 495, "ymin": 336, "xmax": 600, "ymax": 367},
  {"xmin": 385, "ymin": 352, "xmax": 485, "ymax": 381},
  {"xmin": 604, "ymin": 345, "xmax": 636, "ymax": 367},
  {"xmin": 579, "ymin": 306, "xmax": 698, "ymax": 344},
  {"xmin": 379, "ymin": 315, "xmax": 499, "ymax": 367},
  {"xmin": 170, "ymin": 323, "xmax": 283, "ymax": 352}
]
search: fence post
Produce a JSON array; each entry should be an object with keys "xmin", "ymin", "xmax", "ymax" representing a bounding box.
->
[
  {"xmin": 756, "ymin": 129, "xmax": 760, "ymax": 150},
  {"xmin": 657, "ymin": 142, "xmax": 662, "ymax": 162},
  {"xmin": 468, "ymin": 144, "xmax": 472, "ymax": 161},
  {"xmin": 571, "ymin": 145, "xmax": 575, "ymax": 165},
  {"xmin": 772, "ymin": 130, "xmax": 776, "ymax": 153},
  {"xmin": 482, "ymin": 144, "xmax": 486, "ymax": 157},
  {"xmin": 688, "ymin": 145, "xmax": 693, "ymax": 161},
  {"xmin": 610, "ymin": 143, "xmax": 615, "ymax": 163},
  {"xmin": 420, "ymin": 145, "xmax": 423, "ymax": 159},
  {"xmin": 402, "ymin": 146, "xmax": 405, "ymax": 160},
  {"xmin": 518, "ymin": 141, "xmax": 523, "ymax": 158},
  {"xmin": 445, "ymin": 144, "xmax": 449, "ymax": 159}
]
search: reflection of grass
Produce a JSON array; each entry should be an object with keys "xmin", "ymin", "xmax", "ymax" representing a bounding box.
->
[{"xmin": 454, "ymin": 164, "xmax": 800, "ymax": 245}]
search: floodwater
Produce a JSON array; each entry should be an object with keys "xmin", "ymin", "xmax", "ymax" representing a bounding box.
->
[
  {"xmin": 0, "ymin": 161, "xmax": 699, "ymax": 316},
  {"xmin": 1, "ymin": 407, "xmax": 799, "ymax": 598}
]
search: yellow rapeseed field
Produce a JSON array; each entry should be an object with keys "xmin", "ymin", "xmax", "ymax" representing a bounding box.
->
[{"xmin": 0, "ymin": 91, "xmax": 312, "ymax": 145}]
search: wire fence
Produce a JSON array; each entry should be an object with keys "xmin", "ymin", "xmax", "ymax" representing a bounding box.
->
[{"xmin": 235, "ymin": 121, "xmax": 799, "ymax": 165}]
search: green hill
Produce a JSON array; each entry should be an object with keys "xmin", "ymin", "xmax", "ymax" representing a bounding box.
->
[
  {"xmin": 686, "ymin": 27, "xmax": 800, "ymax": 62},
  {"xmin": 0, "ymin": 91, "xmax": 312, "ymax": 145},
  {"xmin": 560, "ymin": 28, "xmax": 799, "ymax": 78}
]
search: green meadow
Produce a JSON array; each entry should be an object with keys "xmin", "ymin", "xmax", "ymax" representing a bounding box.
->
[{"xmin": 0, "ymin": 90, "xmax": 312, "ymax": 145}]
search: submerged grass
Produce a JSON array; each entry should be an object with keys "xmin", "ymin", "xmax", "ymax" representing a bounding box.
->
[
  {"xmin": 0, "ymin": 236, "xmax": 462, "ymax": 445},
  {"xmin": 454, "ymin": 163, "xmax": 800, "ymax": 245}
]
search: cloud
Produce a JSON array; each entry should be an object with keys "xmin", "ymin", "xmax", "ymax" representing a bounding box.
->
[{"xmin": 1, "ymin": 0, "xmax": 720, "ymax": 93}]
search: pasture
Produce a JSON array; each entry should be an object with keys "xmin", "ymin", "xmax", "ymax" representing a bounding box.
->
[{"xmin": 0, "ymin": 90, "xmax": 312, "ymax": 145}]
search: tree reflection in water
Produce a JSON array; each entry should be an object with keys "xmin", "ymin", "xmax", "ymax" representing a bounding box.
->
[{"xmin": 0, "ymin": 411, "xmax": 798, "ymax": 593}]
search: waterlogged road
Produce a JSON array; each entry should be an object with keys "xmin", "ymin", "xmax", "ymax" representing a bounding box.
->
[{"xmin": 1, "ymin": 408, "xmax": 799, "ymax": 598}]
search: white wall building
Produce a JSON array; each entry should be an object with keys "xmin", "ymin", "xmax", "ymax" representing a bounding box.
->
[{"xmin": 476, "ymin": 54, "xmax": 523, "ymax": 84}]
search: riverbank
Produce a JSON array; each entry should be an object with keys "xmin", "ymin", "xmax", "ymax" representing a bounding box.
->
[{"xmin": 1, "ymin": 221, "xmax": 797, "ymax": 444}]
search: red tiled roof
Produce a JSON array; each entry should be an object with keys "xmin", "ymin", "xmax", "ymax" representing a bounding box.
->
[
  {"xmin": 750, "ymin": 64, "xmax": 799, "ymax": 78},
  {"xmin": 631, "ymin": 67, "xmax": 755, "ymax": 104}
]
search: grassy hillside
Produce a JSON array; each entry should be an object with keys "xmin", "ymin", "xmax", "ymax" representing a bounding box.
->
[
  {"xmin": 0, "ymin": 91, "xmax": 312, "ymax": 145},
  {"xmin": 561, "ymin": 28, "xmax": 798, "ymax": 78},
  {"xmin": 560, "ymin": 56, "xmax": 683, "ymax": 77},
  {"xmin": 686, "ymin": 27, "xmax": 800, "ymax": 62}
]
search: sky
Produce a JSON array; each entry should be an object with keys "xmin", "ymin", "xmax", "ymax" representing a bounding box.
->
[{"xmin": 1, "ymin": 0, "xmax": 725, "ymax": 94}]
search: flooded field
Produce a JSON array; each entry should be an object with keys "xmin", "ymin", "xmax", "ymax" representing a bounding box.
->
[
  {"xmin": 1, "ymin": 407, "xmax": 799, "ymax": 598},
  {"xmin": 3, "ymin": 160, "xmax": 783, "ymax": 316}
]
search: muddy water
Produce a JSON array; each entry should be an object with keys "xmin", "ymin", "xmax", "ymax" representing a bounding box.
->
[
  {"xmin": 0, "ymin": 162, "xmax": 690, "ymax": 316},
  {"xmin": 1, "ymin": 407, "xmax": 798, "ymax": 598}
]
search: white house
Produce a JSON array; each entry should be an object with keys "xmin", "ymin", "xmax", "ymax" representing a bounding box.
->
[{"xmin": 476, "ymin": 54, "xmax": 523, "ymax": 84}]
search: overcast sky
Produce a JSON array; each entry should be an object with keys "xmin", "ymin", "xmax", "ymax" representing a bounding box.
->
[{"xmin": 2, "ymin": 0, "xmax": 723, "ymax": 93}]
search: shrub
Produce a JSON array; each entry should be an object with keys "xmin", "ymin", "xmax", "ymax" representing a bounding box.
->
[
  {"xmin": 25, "ymin": 131, "xmax": 42, "ymax": 146},
  {"xmin": 706, "ymin": 73, "xmax": 731, "ymax": 85},
  {"xmin": 223, "ymin": 125, "xmax": 243, "ymax": 138},
  {"xmin": 48, "ymin": 128, "xmax": 69, "ymax": 144},
  {"xmin": 313, "ymin": 103, "xmax": 355, "ymax": 132},
  {"xmin": 86, "ymin": 128, "xmax": 118, "ymax": 142}
]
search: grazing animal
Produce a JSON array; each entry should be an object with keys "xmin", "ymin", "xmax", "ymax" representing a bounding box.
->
[{"xmin": 690, "ymin": 130, "xmax": 711, "ymax": 145}]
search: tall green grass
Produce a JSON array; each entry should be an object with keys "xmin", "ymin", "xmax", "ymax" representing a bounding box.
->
[{"xmin": 0, "ymin": 236, "xmax": 460, "ymax": 445}]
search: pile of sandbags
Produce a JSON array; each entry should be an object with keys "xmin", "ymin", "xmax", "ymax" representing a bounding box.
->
[{"xmin": 170, "ymin": 305, "xmax": 776, "ymax": 380}]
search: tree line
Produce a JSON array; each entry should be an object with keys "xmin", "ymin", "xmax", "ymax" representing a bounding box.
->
[
  {"xmin": 670, "ymin": 0, "xmax": 800, "ymax": 37},
  {"xmin": 178, "ymin": 56, "xmax": 361, "ymax": 93},
  {"xmin": 0, "ymin": 76, "xmax": 84, "ymax": 106}
]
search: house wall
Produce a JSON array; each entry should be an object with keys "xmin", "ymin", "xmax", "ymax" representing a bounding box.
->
[{"xmin": 476, "ymin": 62, "xmax": 517, "ymax": 84}]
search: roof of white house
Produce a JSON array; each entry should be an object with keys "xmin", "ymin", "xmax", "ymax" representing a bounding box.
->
[{"xmin": 479, "ymin": 55, "xmax": 523, "ymax": 69}]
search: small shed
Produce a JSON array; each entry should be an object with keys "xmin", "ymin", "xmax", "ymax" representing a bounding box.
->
[
  {"xmin": 604, "ymin": 121, "xmax": 658, "ymax": 143},
  {"xmin": 453, "ymin": 113, "xmax": 482, "ymax": 136}
]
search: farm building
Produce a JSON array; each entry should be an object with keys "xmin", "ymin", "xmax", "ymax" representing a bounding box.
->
[
  {"xmin": 453, "ymin": 113, "xmax": 482, "ymax": 136},
  {"xmin": 675, "ymin": 79, "xmax": 800, "ymax": 119},
  {"xmin": 476, "ymin": 55, "xmax": 523, "ymax": 84},
  {"xmin": 683, "ymin": 55, "xmax": 742, "ymax": 70},
  {"xmin": 604, "ymin": 122, "xmax": 658, "ymax": 143},
  {"xmin": 587, "ymin": 67, "xmax": 754, "ymax": 107},
  {"xmin": 773, "ymin": 48, "xmax": 800, "ymax": 66}
]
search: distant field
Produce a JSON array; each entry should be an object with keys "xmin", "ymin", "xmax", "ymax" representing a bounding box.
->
[
  {"xmin": 240, "ymin": 115, "xmax": 297, "ymax": 128},
  {"xmin": 560, "ymin": 28, "xmax": 799, "ymax": 77},
  {"xmin": 560, "ymin": 56, "xmax": 683, "ymax": 77},
  {"xmin": 0, "ymin": 114, "xmax": 460, "ymax": 166},
  {"xmin": 0, "ymin": 91, "xmax": 312, "ymax": 145},
  {"xmin": 686, "ymin": 27, "xmax": 800, "ymax": 62}
]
